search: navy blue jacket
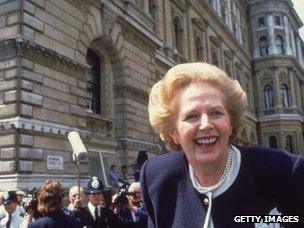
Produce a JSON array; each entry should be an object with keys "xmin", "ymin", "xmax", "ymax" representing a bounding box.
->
[
  {"xmin": 140, "ymin": 146, "xmax": 304, "ymax": 228},
  {"xmin": 28, "ymin": 209, "xmax": 82, "ymax": 228}
]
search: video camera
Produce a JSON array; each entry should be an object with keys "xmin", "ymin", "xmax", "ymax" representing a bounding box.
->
[{"xmin": 22, "ymin": 188, "xmax": 41, "ymax": 219}]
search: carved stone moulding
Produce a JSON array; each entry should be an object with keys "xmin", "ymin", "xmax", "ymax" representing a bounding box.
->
[
  {"xmin": 121, "ymin": 28, "xmax": 155, "ymax": 54},
  {"xmin": 86, "ymin": 114, "xmax": 113, "ymax": 137},
  {"xmin": 113, "ymin": 83, "xmax": 149, "ymax": 103},
  {"xmin": 192, "ymin": 18, "xmax": 207, "ymax": 31},
  {"xmin": 0, "ymin": 116, "xmax": 90, "ymax": 138},
  {"xmin": 7, "ymin": 37, "xmax": 91, "ymax": 78},
  {"xmin": 117, "ymin": 137, "xmax": 162, "ymax": 153}
]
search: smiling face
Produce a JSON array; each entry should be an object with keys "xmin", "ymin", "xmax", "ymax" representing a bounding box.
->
[{"xmin": 170, "ymin": 82, "xmax": 233, "ymax": 168}]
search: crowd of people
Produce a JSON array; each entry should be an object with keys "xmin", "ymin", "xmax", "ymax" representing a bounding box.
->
[
  {"xmin": 0, "ymin": 177, "xmax": 147, "ymax": 228},
  {"xmin": 0, "ymin": 150, "xmax": 149, "ymax": 228}
]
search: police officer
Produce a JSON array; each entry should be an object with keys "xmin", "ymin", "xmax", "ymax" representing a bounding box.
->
[{"xmin": 82, "ymin": 176, "xmax": 119, "ymax": 228}]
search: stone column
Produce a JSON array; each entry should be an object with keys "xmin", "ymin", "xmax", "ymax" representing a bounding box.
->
[
  {"xmin": 283, "ymin": 15, "xmax": 292, "ymax": 55},
  {"xmin": 296, "ymin": 36, "xmax": 304, "ymax": 66},
  {"xmin": 227, "ymin": 0, "xmax": 232, "ymax": 30},
  {"xmin": 252, "ymin": 18, "xmax": 260, "ymax": 58},
  {"xmin": 288, "ymin": 68, "xmax": 297, "ymax": 108},
  {"xmin": 267, "ymin": 14, "xmax": 276, "ymax": 55},
  {"xmin": 290, "ymin": 26, "xmax": 296, "ymax": 56},
  {"xmin": 142, "ymin": 0, "xmax": 149, "ymax": 15},
  {"xmin": 272, "ymin": 67, "xmax": 280, "ymax": 108},
  {"xmin": 216, "ymin": 0, "xmax": 221, "ymax": 15},
  {"xmin": 219, "ymin": 38, "xmax": 224, "ymax": 69},
  {"xmin": 237, "ymin": 9, "xmax": 241, "ymax": 42}
]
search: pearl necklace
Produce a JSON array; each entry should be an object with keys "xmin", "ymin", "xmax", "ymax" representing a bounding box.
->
[{"xmin": 189, "ymin": 146, "xmax": 233, "ymax": 194}]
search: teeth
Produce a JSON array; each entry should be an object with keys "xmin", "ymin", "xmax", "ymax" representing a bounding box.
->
[{"xmin": 195, "ymin": 137, "xmax": 217, "ymax": 145}]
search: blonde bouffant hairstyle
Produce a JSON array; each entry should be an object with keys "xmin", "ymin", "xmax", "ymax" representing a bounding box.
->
[{"xmin": 148, "ymin": 62, "xmax": 247, "ymax": 150}]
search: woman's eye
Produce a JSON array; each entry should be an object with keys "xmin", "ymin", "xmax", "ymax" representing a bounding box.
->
[
  {"xmin": 210, "ymin": 110, "xmax": 223, "ymax": 117},
  {"xmin": 183, "ymin": 113, "xmax": 199, "ymax": 121}
]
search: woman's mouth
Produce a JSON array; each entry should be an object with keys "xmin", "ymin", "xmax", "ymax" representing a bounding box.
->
[{"xmin": 195, "ymin": 136, "xmax": 218, "ymax": 146}]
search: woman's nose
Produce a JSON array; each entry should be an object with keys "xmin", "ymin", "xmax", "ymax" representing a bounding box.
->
[{"xmin": 199, "ymin": 114, "xmax": 212, "ymax": 130}]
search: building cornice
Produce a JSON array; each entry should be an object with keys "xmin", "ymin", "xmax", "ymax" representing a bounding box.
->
[
  {"xmin": 258, "ymin": 114, "xmax": 303, "ymax": 122},
  {"xmin": 0, "ymin": 37, "xmax": 91, "ymax": 78},
  {"xmin": 0, "ymin": 117, "xmax": 90, "ymax": 137},
  {"xmin": 117, "ymin": 137, "xmax": 162, "ymax": 153}
]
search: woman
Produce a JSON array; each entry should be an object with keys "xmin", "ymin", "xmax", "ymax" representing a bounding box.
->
[
  {"xmin": 28, "ymin": 180, "xmax": 82, "ymax": 228},
  {"xmin": 140, "ymin": 62, "xmax": 304, "ymax": 228}
]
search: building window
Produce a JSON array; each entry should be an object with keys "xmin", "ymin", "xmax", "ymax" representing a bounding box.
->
[
  {"xmin": 149, "ymin": 0, "xmax": 156, "ymax": 19},
  {"xmin": 195, "ymin": 36, "xmax": 203, "ymax": 60},
  {"xmin": 259, "ymin": 36, "xmax": 269, "ymax": 56},
  {"xmin": 258, "ymin": 17, "xmax": 265, "ymax": 27},
  {"xmin": 275, "ymin": 35, "xmax": 284, "ymax": 55},
  {"xmin": 232, "ymin": 19, "xmax": 237, "ymax": 36},
  {"xmin": 274, "ymin": 16, "xmax": 281, "ymax": 26},
  {"xmin": 86, "ymin": 49, "xmax": 101, "ymax": 114},
  {"xmin": 225, "ymin": 61, "xmax": 232, "ymax": 77},
  {"xmin": 88, "ymin": 151, "xmax": 120, "ymax": 187},
  {"xmin": 211, "ymin": 49, "xmax": 219, "ymax": 67},
  {"xmin": 264, "ymin": 84, "xmax": 273, "ymax": 108},
  {"xmin": 209, "ymin": 0, "xmax": 214, "ymax": 7},
  {"xmin": 173, "ymin": 16, "xmax": 183, "ymax": 54},
  {"xmin": 269, "ymin": 136, "xmax": 278, "ymax": 148},
  {"xmin": 285, "ymin": 135, "xmax": 294, "ymax": 153},
  {"xmin": 280, "ymin": 83, "xmax": 290, "ymax": 107},
  {"xmin": 221, "ymin": 5, "xmax": 227, "ymax": 23}
]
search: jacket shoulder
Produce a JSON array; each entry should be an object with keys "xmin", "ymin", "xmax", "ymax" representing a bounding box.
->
[{"xmin": 141, "ymin": 151, "xmax": 186, "ymax": 180}]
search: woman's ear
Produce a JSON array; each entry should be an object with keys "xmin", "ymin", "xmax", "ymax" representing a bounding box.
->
[{"xmin": 170, "ymin": 131, "xmax": 180, "ymax": 145}]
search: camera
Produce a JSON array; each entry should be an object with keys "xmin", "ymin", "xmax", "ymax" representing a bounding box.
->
[
  {"xmin": 22, "ymin": 188, "xmax": 41, "ymax": 219},
  {"xmin": 113, "ymin": 188, "xmax": 136, "ymax": 209}
]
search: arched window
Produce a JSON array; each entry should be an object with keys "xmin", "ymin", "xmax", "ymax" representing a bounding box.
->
[
  {"xmin": 285, "ymin": 135, "xmax": 293, "ymax": 153},
  {"xmin": 86, "ymin": 49, "xmax": 101, "ymax": 114},
  {"xmin": 275, "ymin": 35, "xmax": 284, "ymax": 55},
  {"xmin": 280, "ymin": 83, "xmax": 290, "ymax": 107},
  {"xmin": 269, "ymin": 136, "xmax": 277, "ymax": 148},
  {"xmin": 173, "ymin": 16, "xmax": 183, "ymax": 54},
  {"xmin": 264, "ymin": 84, "xmax": 273, "ymax": 108},
  {"xmin": 195, "ymin": 36, "xmax": 203, "ymax": 60},
  {"xmin": 259, "ymin": 36, "xmax": 269, "ymax": 56}
]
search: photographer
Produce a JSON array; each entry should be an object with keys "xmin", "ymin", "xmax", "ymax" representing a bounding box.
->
[
  {"xmin": 20, "ymin": 188, "xmax": 41, "ymax": 227},
  {"xmin": 112, "ymin": 182, "xmax": 147, "ymax": 228}
]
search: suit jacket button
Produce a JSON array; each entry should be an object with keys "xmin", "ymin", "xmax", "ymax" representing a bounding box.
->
[{"xmin": 203, "ymin": 197, "xmax": 209, "ymax": 205}]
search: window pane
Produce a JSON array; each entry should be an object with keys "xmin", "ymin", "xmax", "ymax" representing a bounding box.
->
[
  {"xmin": 285, "ymin": 135, "xmax": 293, "ymax": 153},
  {"xmin": 269, "ymin": 136, "xmax": 277, "ymax": 148},
  {"xmin": 258, "ymin": 17, "xmax": 265, "ymax": 27},
  {"xmin": 88, "ymin": 152, "xmax": 104, "ymax": 181}
]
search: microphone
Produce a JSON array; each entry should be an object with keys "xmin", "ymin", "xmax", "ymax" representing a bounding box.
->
[{"xmin": 68, "ymin": 131, "xmax": 87, "ymax": 161}]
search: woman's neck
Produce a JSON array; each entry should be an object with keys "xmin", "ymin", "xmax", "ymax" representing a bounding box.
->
[{"xmin": 191, "ymin": 153, "xmax": 228, "ymax": 187}]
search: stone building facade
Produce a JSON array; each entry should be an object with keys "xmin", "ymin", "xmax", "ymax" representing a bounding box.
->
[{"xmin": 0, "ymin": 0, "xmax": 303, "ymax": 190}]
